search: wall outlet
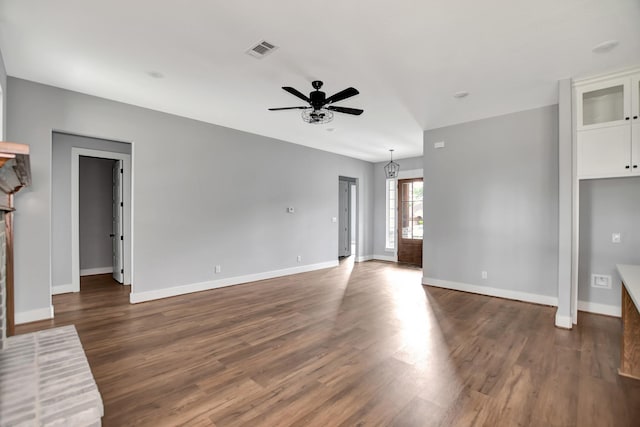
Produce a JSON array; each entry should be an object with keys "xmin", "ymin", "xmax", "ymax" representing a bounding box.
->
[
  {"xmin": 591, "ymin": 274, "xmax": 611, "ymax": 289},
  {"xmin": 297, "ymin": 255, "xmax": 302, "ymax": 263},
  {"xmin": 481, "ymin": 271, "xmax": 488, "ymax": 279},
  {"xmin": 612, "ymin": 233, "xmax": 621, "ymax": 243},
  {"xmin": 332, "ymin": 217, "xmax": 337, "ymax": 223},
  {"xmin": 287, "ymin": 207, "xmax": 295, "ymax": 214},
  {"xmin": 215, "ymin": 265, "xmax": 221, "ymax": 274}
]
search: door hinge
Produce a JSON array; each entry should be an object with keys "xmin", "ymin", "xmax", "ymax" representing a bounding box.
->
[
  {"xmin": 120, "ymin": 168, "xmax": 123, "ymax": 173},
  {"xmin": 121, "ymin": 269, "xmax": 124, "ymax": 274},
  {"xmin": 120, "ymin": 202, "xmax": 123, "ymax": 207},
  {"xmin": 120, "ymin": 235, "xmax": 124, "ymax": 241}
]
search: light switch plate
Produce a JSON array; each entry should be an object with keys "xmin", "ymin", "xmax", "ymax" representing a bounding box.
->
[
  {"xmin": 434, "ymin": 141, "xmax": 445, "ymax": 149},
  {"xmin": 287, "ymin": 207, "xmax": 295, "ymax": 213},
  {"xmin": 612, "ymin": 233, "xmax": 621, "ymax": 243}
]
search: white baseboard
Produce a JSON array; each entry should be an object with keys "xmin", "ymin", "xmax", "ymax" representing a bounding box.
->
[
  {"xmin": 555, "ymin": 313, "xmax": 573, "ymax": 329},
  {"xmin": 422, "ymin": 277, "xmax": 558, "ymax": 307},
  {"xmin": 130, "ymin": 260, "xmax": 339, "ymax": 304},
  {"xmin": 578, "ymin": 300, "xmax": 621, "ymax": 317},
  {"xmin": 372, "ymin": 254, "xmax": 397, "ymax": 262},
  {"xmin": 80, "ymin": 267, "xmax": 113, "ymax": 276},
  {"xmin": 356, "ymin": 255, "xmax": 373, "ymax": 262},
  {"xmin": 15, "ymin": 305, "xmax": 54, "ymax": 325},
  {"xmin": 52, "ymin": 283, "xmax": 76, "ymax": 295}
]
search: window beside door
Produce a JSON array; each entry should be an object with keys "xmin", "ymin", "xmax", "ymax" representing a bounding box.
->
[{"xmin": 385, "ymin": 178, "xmax": 396, "ymax": 250}]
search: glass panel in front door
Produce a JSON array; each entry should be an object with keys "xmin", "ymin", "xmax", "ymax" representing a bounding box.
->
[{"xmin": 400, "ymin": 180, "xmax": 423, "ymax": 240}]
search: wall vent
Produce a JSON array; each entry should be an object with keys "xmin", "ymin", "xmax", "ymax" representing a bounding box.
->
[{"xmin": 246, "ymin": 40, "xmax": 278, "ymax": 59}]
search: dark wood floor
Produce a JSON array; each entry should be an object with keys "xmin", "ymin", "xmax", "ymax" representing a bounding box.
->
[{"xmin": 17, "ymin": 260, "xmax": 640, "ymax": 426}]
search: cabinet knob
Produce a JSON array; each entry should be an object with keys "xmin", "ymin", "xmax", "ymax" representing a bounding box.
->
[
  {"xmin": 626, "ymin": 117, "xmax": 630, "ymax": 120},
  {"xmin": 625, "ymin": 165, "xmax": 630, "ymax": 169},
  {"xmin": 634, "ymin": 116, "xmax": 639, "ymax": 120},
  {"xmin": 634, "ymin": 165, "xmax": 638, "ymax": 169}
]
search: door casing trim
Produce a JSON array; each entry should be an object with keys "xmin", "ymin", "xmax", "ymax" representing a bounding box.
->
[{"xmin": 71, "ymin": 148, "xmax": 132, "ymax": 293}]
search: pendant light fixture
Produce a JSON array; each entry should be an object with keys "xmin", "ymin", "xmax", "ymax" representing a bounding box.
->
[{"xmin": 384, "ymin": 149, "xmax": 400, "ymax": 178}]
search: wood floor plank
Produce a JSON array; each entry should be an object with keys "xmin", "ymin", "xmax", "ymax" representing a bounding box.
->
[
  {"xmin": 391, "ymin": 396, "xmax": 444, "ymax": 427},
  {"xmin": 15, "ymin": 259, "xmax": 640, "ymax": 426},
  {"xmin": 576, "ymin": 375, "xmax": 629, "ymax": 427}
]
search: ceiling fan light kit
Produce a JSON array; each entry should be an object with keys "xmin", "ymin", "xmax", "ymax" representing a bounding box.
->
[
  {"xmin": 301, "ymin": 108, "xmax": 334, "ymax": 124},
  {"xmin": 269, "ymin": 80, "xmax": 363, "ymax": 124}
]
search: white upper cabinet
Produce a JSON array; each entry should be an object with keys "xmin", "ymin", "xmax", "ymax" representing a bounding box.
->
[
  {"xmin": 576, "ymin": 77, "xmax": 631, "ymax": 131},
  {"xmin": 575, "ymin": 68, "xmax": 640, "ymax": 179},
  {"xmin": 633, "ymin": 75, "xmax": 640, "ymax": 174},
  {"xmin": 577, "ymin": 125, "xmax": 632, "ymax": 177}
]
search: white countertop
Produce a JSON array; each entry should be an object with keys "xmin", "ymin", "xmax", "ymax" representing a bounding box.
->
[{"xmin": 617, "ymin": 264, "xmax": 640, "ymax": 311}]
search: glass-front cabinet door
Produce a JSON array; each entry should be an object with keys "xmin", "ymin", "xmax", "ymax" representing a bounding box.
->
[
  {"xmin": 633, "ymin": 73, "xmax": 640, "ymax": 122},
  {"xmin": 576, "ymin": 77, "xmax": 631, "ymax": 130},
  {"xmin": 632, "ymin": 73, "xmax": 640, "ymax": 175}
]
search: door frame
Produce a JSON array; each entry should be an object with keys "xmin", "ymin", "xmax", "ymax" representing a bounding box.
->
[
  {"xmin": 338, "ymin": 178, "xmax": 352, "ymax": 257},
  {"xmin": 390, "ymin": 168, "xmax": 423, "ymax": 261},
  {"xmin": 71, "ymin": 147, "xmax": 133, "ymax": 292},
  {"xmin": 397, "ymin": 177, "xmax": 424, "ymax": 266},
  {"xmin": 338, "ymin": 176, "xmax": 359, "ymax": 260}
]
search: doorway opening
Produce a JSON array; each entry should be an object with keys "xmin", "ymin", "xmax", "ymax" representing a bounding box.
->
[
  {"xmin": 338, "ymin": 176, "xmax": 357, "ymax": 259},
  {"xmin": 50, "ymin": 131, "xmax": 132, "ymax": 298},
  {"xmin": 78, "ymin": 156, "xmax": 123, "ymax": 291}
]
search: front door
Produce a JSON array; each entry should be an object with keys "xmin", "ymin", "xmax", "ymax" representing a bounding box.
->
[
  {"xmin": 112, "ymin": 160, "xmax": 124, "ymax": 283},
  {"xmin": 397, "ymin": 178, "xmax": 423, "ymax": 266}
]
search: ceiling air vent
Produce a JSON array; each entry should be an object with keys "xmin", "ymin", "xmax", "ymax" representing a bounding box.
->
[{"xmin": 246, "ymin": 40, "xmax": 278, "ymax": 59}]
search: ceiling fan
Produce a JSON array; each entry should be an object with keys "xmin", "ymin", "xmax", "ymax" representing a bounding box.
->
[{"xmin": 269, "ymin": 80, "xmax": 363, "ymax": 124}]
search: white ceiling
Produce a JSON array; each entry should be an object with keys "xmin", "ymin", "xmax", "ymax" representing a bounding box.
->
[{"xmin": 1, "ymin": 0, "xmax": 639, "ymax": 162}]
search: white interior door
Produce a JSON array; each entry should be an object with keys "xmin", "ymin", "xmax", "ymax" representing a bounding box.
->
[
  {"xmin": 338, "ymin": 180, "xmax": 351, "ymax": 257},
  {"xmin": 112, "ymin": 160, "xmax": 124, "ymax": 283}
]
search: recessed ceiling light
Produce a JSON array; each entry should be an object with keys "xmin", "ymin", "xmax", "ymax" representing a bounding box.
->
[
  {"xmin": 592, "ymin": 40, "xmax": 619, "ymax": 53},
  {"xmin": 326, "ymin": 128, "xmax": 335, "ymax": 132},
  {"xmin": 147, "ymin": 71, "xmax": 165, "ymax": 79},
  {"xmin": 453, "ymin": 91, "xmax": 469, "ymax": 99}
]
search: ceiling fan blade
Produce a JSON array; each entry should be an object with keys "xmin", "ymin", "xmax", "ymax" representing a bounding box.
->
[
  {"xmin": 326, "ymin": 106, "xmax": 364, "ymax": 115},
  {"xmin": 325, "ymin": 87, "xmax": 359, "ymax": 104},
  {"xmin": 268, "ymin": 106, "xmax": 309, "ymax": 111},
  {"xmin": 282, "ymin": 87, "xmax": 311, "ymax": 103}
]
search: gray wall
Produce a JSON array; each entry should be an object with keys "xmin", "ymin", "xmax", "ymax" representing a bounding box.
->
[
  {"xmin": 52, "ymin": 133, "xmax": 130, "ymax": 286},
  {"xmin": 79, "ymin": 156, "xmax": 116, "ymax": 272},
  {"xmin": 423, "ymin": 105, "xmax": 559, "ymax": 298},
  {"xmin": 579, "ymin": 177, "xmax": 640, "ymax": 307},
  {"xmin": 372, "ymin": 156, "xmax": 423, "ymax": 257},
  {"xmin": 7, "ymin": 77, "xmax": 374, "ymax": 316}
]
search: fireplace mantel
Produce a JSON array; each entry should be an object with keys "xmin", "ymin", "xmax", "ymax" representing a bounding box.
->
[{"xmin": 0, "ymin": 141, "xmax": 31, "ymax": 210}]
